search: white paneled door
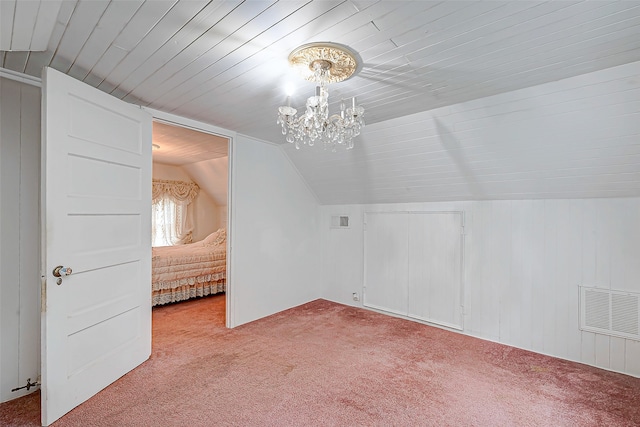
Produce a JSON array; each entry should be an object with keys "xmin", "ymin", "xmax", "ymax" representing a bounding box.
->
[
  {"xmin": 364, "ymin": 212, "xmax": 463, "ymax": 330},
  {"xmin": 42, "ymin": 68, "xmax": 152, "ymax": 426}
]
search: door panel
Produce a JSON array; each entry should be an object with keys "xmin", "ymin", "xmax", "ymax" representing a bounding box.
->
[
  {"xmin": 364, "ymin": 211, "xmax": 463, "ymax": 330},
  {"xmin": 363, "ymin": 213, "xmax": 409, "ymax": 315},
  {"xmin": 408, "ymin": 213, "xmax": 463, "ymax": 330},
  {"xmin": 42, "ymin": 67, "xmax": 152, "ymax": 426}
]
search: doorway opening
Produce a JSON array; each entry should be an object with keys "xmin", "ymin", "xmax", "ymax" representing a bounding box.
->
[{"xmin": 150, "ymin": 119, "xmax": 231, "ymax": 321}]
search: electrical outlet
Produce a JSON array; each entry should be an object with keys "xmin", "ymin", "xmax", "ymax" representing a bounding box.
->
[{"xmin": 352, "ymin": 292, "xmax": 359, "ymax": 301}]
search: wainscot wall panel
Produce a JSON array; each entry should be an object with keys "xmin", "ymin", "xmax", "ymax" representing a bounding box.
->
[
  {"xmin": 0, "ymin": 78, "xmax": 41, "ymax": 402},
  {"xmin": 321, "ymin": 198, "xmax": 640, "ymax": 378}
]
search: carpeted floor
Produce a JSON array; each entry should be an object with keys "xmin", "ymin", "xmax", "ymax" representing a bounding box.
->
[{"xmin": 2, "ymin": 294, "xmax": 640, "ymax": 426}]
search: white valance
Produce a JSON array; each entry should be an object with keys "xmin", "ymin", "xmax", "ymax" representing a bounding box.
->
[
  {"xmin": 152, "ymin": 179, "xmax": 199, "ymax": 204},
  {"xmin": 152, "ymin": 179, "xmax": 199, "ymax": 246}
]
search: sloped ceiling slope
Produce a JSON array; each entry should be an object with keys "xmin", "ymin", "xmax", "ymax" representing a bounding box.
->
[
  {"xmin": 2, "ymin": 1, "xmax": 640, "ymax": 146},
  {"xmin": 283, "ymin": 60, "xmax": 640, "ymax": 205},
  {"xmin": 182, "ymin": 157, "xmax": 229, "ymax": 206}
]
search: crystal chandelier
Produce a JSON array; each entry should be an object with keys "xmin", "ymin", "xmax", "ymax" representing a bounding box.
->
[{"xmin": 277, "ymin": 43, "xmax": 365, "ymax": 151}]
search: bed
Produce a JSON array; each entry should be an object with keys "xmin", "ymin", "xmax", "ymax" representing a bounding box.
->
[{"xmin": 152, "ymin": 228, "xmax": 226, "ymax": 306}]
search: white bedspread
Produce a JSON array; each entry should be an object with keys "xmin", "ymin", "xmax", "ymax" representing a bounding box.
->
[{"xmin": 152, "ymin": 237, "xmax": 226, "ymax": 305}]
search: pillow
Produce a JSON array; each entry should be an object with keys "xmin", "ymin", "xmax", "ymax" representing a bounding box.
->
[{"xmin": 203, "ymin": 228, "xmax": 226, "ymax": 246}]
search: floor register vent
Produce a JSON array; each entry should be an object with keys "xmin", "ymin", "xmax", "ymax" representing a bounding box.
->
[{"xmin": 580, "ymin": 286, "xmax": 639, "ymax": 340}]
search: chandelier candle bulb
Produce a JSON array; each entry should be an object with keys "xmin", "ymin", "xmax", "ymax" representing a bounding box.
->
[{"xmin": 276, "ymin": 42, "xmax": 365, "ymax": 151}]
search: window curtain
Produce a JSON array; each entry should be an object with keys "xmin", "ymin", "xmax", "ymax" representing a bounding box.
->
[{"xmin": 152, "ymin": 179, "xmax": 199, "ymax": 247}]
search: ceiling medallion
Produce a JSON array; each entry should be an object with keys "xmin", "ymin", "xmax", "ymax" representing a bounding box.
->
[
  {"xmin": 287, "ymin": 42, "xmax": 359, "ymax": 84},
  {"xmin": 277, "ymin": 43, "xmax": 365, "ymax": 151}
]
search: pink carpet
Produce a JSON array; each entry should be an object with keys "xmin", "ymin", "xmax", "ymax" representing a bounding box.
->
[{"xmin": 2, "ymin": 294, "xmax": 639, "ymax": 426}]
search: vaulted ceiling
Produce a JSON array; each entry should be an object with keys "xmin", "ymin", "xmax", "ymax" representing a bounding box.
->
[{"xmin": 2, "ymin": 0, "xmax": 640, "ymax": 203}]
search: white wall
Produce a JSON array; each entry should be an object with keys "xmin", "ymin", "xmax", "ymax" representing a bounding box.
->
[
  {"xmin": 183, "ymin": 156, "xmax": 228, "ymax": 206},
  {"xmin": 321, "ymin": 198, "xmax": 640, "ymax": 378},
  {"xmin": 314, "ymin": 61, "xmax": 640, "ymax": 378},
  {"xmin": 152, "ymin": 162, "xmax": 191, "ymax": 181},
  {"xmin": 182, "ymin": 156, "xmax": 228, "ymax": 231},
  {"xmin": 0, "ymin": 78, "xmax": 41, "ymax": 402},
  {"xmin": 152, "ymin": 162, "xmax": 221, "ymax": 241},
  {"xmin": 229, "ymin": 135, "xmax": 321, "ymax": 327}
]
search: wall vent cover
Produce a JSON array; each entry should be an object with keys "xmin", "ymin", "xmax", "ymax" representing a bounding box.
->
[
  {"xmin": 330, "ymin": 215, "xmax": 349, "ymax": 229},
  {"xmin": 580, "ymin": 286, "xmax": 639, "ymax": 340}
]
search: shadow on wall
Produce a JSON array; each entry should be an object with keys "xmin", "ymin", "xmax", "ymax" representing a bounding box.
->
[
  {"xmin": 348, "ymin": 140, "xmax": 376, "ymax": 204},
  {"xmin": 434, "ymin": 118, "xmax": 485, "ymax": 199}
]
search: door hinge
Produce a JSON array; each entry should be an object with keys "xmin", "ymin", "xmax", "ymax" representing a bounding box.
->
[{"xmin": 41, "ymin": 275, "xmax": 46, "ymax": 313}]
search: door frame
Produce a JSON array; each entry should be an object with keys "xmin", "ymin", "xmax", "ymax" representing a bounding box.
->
[{"xmin": 143, "ymin": 107, "xmax": 236, "ymax": 328}]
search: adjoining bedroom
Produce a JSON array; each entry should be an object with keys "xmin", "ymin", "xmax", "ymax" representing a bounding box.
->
[{"xmin": 150, "ymin": 121, "xmax": 229, "ymax": 312}]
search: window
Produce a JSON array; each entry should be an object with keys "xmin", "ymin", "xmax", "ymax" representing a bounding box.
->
[
  {"xmin": 151, "ymin": 179, "xmax": 199, "ymax": 247},
  {"xmin": 152, "ymin": 195, "xmax": 186, "ymax": 246}
]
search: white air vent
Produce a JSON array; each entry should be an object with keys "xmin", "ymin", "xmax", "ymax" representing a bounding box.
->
[
  {"xmin": 330, "ymin": 215, "xmax": 350, "ymax": 229},
  {"xmin": 580, "ymin": 287, "xmax": 639, "ymax": 340}
]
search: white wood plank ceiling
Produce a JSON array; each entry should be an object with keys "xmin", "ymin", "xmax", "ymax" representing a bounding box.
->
[
  {"xmin": 2, "ymin": 0, "xmax": 640, "ymax": 203},
  {"xmin": 284, "ymin": 60, "xmax": 640, "ymax": 204},
  {"xmin": 0, "ymin": 0, "xmax": 63, "ymax": 51},
  {"xmin": 152, "ymin": 121, "xmax": 228, "ymax": 166}
]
